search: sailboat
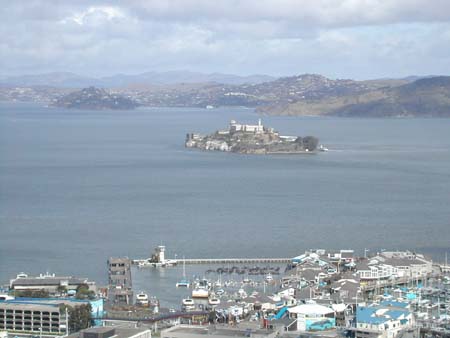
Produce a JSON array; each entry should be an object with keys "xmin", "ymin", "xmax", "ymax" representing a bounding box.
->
[{"xmin": 176, "ymin": 256, "xmax": 190, "ymax": 288}]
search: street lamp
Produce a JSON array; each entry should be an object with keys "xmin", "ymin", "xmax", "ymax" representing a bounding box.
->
[{"xmin": 355, "ymin": 288, "xmax": 362, "ymax": 312}]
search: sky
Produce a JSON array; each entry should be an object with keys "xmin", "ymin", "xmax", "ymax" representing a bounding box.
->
[{"xmin": 2, "ymin": 0, "xmax": 450, "ymax": 79}]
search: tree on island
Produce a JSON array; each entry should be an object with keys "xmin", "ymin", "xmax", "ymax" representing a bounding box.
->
[{"xmin": 303, "ymin": 136, "xmax": 319, "ymax": 151}]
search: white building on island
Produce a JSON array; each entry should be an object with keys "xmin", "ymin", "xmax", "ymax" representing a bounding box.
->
[{"xmin": 230, "ymin": 119, "xmax": 264, "ymax": 133}]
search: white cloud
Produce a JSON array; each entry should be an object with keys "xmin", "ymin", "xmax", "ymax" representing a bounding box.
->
[
  {"xmin": 61, "ymin": 6, "xmax": 126, "ymax": 25},
  {"xmin": 1, "ymin": 1, "xmax": 450, "ymax": 78}
]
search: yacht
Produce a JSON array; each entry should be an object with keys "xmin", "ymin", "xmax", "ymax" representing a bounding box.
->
[
  {"xmin": 176, "ymin": 257, "xmax": 190, "ymax": 287},
  {"xmin": 265, "ymin": 273, "xmax": 274, "ymax": 282},
  {"xmin": 208, "ymin": 297, "xmax": 220, "ymax": 306},
  {"xmin": 237, "ymin": 288, "xmax": 248, "ymax": 298},
  {"xmin": 192, "ymin": 278, "xmax": 210, "ymax": 298},
  {"xmin": 182, "ymin": 298, "xmax": 195, "ymax": 311},
  {"xmin": 192, "ymin": 287, "xmax": 209, "ymax": 298},
  {"xmin": 136, "ymin": 292, "xmax": 149, "ymax": 306},
  {"xmin": 176, "ymin": 279, "xmax": 190, "ymax": 288}
]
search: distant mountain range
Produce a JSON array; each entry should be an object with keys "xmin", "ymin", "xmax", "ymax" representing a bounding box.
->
[
  {"xmin": 0, "ymin": 71, "xmax": 275, "ymax": 88},
  {"xmin": 257, "ymin": 75, "xmax": 450, "ymax": 117},
  {"xmin": 1, "ymin": 72, "xmax": 450, "ymax": 117}
]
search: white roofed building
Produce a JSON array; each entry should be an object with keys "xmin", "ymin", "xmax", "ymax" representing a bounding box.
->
[
  {"xmin": 287, "ymin": 303, "xmax": 335, "ymax": 331},
  {"xmin": 229, "ymin": 119, "xmax": 264, "ymax": 133}
]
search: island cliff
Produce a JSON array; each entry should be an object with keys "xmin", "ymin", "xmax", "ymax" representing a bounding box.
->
[{"xmin": 185, "ymin": 119, "xmax": 320, "ymax": 154}]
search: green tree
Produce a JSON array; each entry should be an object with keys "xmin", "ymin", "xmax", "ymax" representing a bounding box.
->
[
  {"xmin": 60, "ymin": 303, "xmax": 92, "ymax": 333},
  {"xmin": 14, "ymin": 289, "xmax": 50, "ymax": 298},
  {"xmin": 75, "ymin": 284, "xmax": 95, "ymax": 300},
  {"xmin": 57, "ymin": 285, "xmax": 67, "ymax": 295},
  {"xmin": 303, "ymin": 136, "xmax": 319, "ymax": 151}
]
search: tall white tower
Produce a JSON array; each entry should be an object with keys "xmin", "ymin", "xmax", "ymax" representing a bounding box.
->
[{"xmin": 157, "ymin": 245, "xmax": 165, "ymax": 263}]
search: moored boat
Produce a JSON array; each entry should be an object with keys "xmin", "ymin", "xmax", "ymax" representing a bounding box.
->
[
  {"xmin": 136, "ymin": 292, "xmax": 149, "ymax": 306},
  {"xmin": 192, "ymin": 287, "xmax": 209, "ymax": 298},
  {"xmin": 208, "ymin": 297, "xmax": 220, "ymax": 305},
  {"xmin": 182, "ymin": 298, "xmax": 195, "ymax": 311},
  {"xmin": 176, "ymin": 279, "xmax": 190, "ymax": 288},
  {"xmin": 176, "ymin": 257, "xmax": 190, "ymax": 287}
]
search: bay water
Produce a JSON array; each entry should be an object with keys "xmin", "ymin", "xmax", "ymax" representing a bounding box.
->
[{"xmin": 1, "ymin": 102, "xmax": 450, "ymax": 306}]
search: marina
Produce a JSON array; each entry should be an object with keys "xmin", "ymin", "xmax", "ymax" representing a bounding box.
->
[{"xmin": 3, "ymin": 247, "xmax": 450, "ymax": 338}]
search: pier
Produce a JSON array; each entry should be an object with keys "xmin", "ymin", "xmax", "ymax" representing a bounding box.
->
[
  {"xmin": 134, "ymin": 245, "xmax": 292, "ymax": 266},
  {"xmin": 179, "ymin": 257, "xmax": 291, "ymax": 264},
  {"xmin": 133, "ymin": 257, "xmax": 291, "ymax": 266}
]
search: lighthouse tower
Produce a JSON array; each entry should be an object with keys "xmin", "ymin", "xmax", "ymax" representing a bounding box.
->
[{"xmin": 157, "ymin": 245, "xmax": 165, "ymax": 263}]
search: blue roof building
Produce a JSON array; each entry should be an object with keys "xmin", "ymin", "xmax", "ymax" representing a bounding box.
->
[{"xmin": 355, "ymin": 302, "xmax": 414, "ymax": 338}]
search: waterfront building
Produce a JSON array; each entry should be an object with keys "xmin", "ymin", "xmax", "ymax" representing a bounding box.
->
[
  {"xmin": 0, "ymin": 301, "xmax": 66, "ymax": 334},
  {"xmin": 0, "ymin": 297, "xmax": 102, "ymax": 335},
  {"xmin": 354, "ymin": 301, "xmax": 414, "ymax": 338},
  {"xmin": 287, "ymin": 303, "xmax": 336, "ymax": 331},
  {"xmin": 291, "ymin": 251, "xmax": 331, "ymax": 267},
  {"xmin": 326, "ymin": 250, "xmax": 355, "ymax": 266},
  {"xmin": 329, "ymin": 278, "xmax": 361, "ymax": 305},
  {"xmin": 107, "ymin": 258, "xmax": 133, "ymax": 305},
  {"xmin": 356, "ymin": 251, "xmax": 432, "ymax": 281},
  {"xmin": 9, "ymin": 272, "xmax": 96, "ymax": 295},
  {"xmin": 162, "ymin": 325, "xmax": 278, "ymax": 338}
]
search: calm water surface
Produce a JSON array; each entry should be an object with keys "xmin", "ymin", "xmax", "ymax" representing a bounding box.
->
[{"xmin": 1, "ymin": 102, "xmax": 450, "ymax": 304}]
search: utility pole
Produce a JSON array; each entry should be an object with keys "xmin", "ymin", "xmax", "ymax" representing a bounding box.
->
[{"xmin": 65, "ymin": 307, "xmax": 69, "ymax": 336}]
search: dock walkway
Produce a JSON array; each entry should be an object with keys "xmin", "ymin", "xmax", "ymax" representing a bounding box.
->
[
  {"xmin": 133, "ymin": 257, "xmax": 291, "ymax": 266},
  {"xmin": 179, "ymin": 258, "xmax": 291, "ymax": 264}
]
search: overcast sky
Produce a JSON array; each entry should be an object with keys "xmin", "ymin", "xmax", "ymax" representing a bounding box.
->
[{"xmin": 2, "ymin": 0, "xmax": 450, "ymax": 79}]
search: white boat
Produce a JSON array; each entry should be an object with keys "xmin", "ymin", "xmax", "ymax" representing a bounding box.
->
[
  {"xmin": 265, "ymin": 273, "xmax": 274, "ymax": 282},
  {"xmin": 192, "ymin": 288, "xmax": 209, "ymax": 298},
  {"xmin": 215, "ymin": 274, "xmax": 222, "ymax": 288},
  {"xmin": 182, "ymin": 298, "xmax": 194, "ymax": 306},
  {"xmin": 136, "ymin": 292, "xmax": 149, "ymax": 306},
  {"xmin": 176, "ymin": 279, "xmax": 190, "ymax": 288},
  {"xmin": 237, "ymin": 288, "xmax": 247, "ymax": 298},
  {"xmin": 182, "ymin": 298, "xmax": 195, "ymax": 311},
  {"xmin": 208, "ymin": 297, "xmax": 220, "ymax": 305},
  {"xmin": 176, "ymin": 257, "xmax": 190, "ymax": 287},
  {"xmin": 319, "ymin": 144, "xmax": 329, "ymax": 152},
  {"xmin": 215, "ymin": 288, "xmax": 225, "ymax": 296}
]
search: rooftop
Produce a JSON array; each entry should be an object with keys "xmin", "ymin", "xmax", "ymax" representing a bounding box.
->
[
  {"xmin": 163, "ymin": 325, "xmax": 276, "ymax": 338},
  {"xmin": 356, "ymin": 305, "xmax": 410, "ymax": 325},
  {"xmin": 68, "ymin": 326, "xmax": 151, "ymax": 338}
]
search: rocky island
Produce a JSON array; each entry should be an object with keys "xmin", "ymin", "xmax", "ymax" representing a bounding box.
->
[
  {"xmin": 186, "ymin": 119, "xmax": 321, "ymax": 154},
  {"xmin": 54, "ymin": 86, "xmax": 139, "ymax": 110}
]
